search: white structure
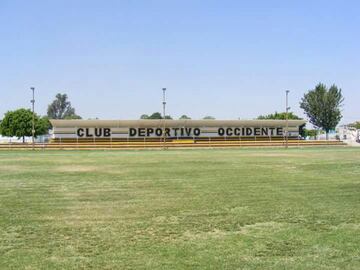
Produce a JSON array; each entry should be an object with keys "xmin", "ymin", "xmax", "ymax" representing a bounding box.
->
[
  {"xmin": 337, "ymin": 126, "xmax": 360, "ymax": 146},
  {"xmin": 0, "ymin": 135, "xmax": 49, "ymax": 143},
  {"xmin": 0, "ymin": 136, "xmax": 30, "ymax": 143}
]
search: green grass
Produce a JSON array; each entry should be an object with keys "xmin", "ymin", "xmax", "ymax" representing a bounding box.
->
[{"xmin": 0, "ymin": 148, "xmax": 359, "ymax": 269}]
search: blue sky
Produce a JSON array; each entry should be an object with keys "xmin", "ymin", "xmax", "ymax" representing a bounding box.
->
[{"xmin": 1, "ymin": 0, "xmax": 359, "ymax": 123}]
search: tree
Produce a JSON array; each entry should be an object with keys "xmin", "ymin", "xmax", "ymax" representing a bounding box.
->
[
  {"xmin": 257, "ymin": 112, "xmax": 304, "ymax": 137},
  {"xmin": 0, "ymin": 109, "xmax": 50, "ymax": 142},
  {"xmin": 149, "ymin": 112, "xmax": 162, "ymax": 119},
  {"xmin": 64, "ymin": 114, "xmax": 82, "ymax": 120},
  {"xmin": 203, "ymin": 116, "xmax": 215, "ymax": 120},
  {"xmin": 179, "ymin": 115, "xmax": 191, "ymax": 120},
  {"xmin": 139, "ymin": 112, "xmax": 172, "ymax": 119},
  {"xmin": 47, "ymin": 93, "xmax": 81, "ymax": 119},
  {"xmin": 300, "ymin": 83, "xmax": 344, "ymax": 139},
  {"xmin": 302, "ymin": 128, "xmax": 319, "ymax": 139},
  {"xmin": 257, "ymin": 111, "xmax": 302, "ymax": 120},
  {"xmin": 350, "ymin": 121, "xmax": 360, "ymax": 129},
  {"xmin": 140, "ymin": 112, "xmax": 161, "ymax": 119},
  {"xmin": 36, "ymin": 117, "xmax": 52, "ymax": 137}
]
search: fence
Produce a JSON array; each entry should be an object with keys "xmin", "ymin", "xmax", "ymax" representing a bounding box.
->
[{"xmin": 0, "ymin": 137, "xmax": 346, "ymax": 150}]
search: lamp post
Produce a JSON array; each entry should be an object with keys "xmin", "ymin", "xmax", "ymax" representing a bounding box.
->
[
  {"xmin": 285, "ymin": 90, "xmax": 290, "ymax": 149},
  {"xmin": 162, "ymin": 88, "xmax": 166, "ymax": 149},
  {"xmin": 30, "ymin": 87, "xmax": 35, "ymax": 150}
]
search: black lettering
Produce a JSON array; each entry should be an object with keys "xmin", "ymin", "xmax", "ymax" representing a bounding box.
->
[
  {"xmin": 147, "ymin": 128, "xmax": 154, "ymax": 136},
  {"xmin": 277, "ymin": 128, "xmax": 283, "ymax": 136},
  {"xmin": 194, "ymin": 128, "xmax": 201, "ymax": 136},
  {"xmin": 185, "ymin": 128, "xmax": 192, "ymax": 136},
  {"xmin": 180, "ymin": 128, "xmax": 185, "ymax": 136},
  {"xmin": 246, "ymin": 128, "xmax": 253, "ymax": 136},
  {"xmin": 138, "ymin": 128, "xmax": 146, "ymax": 137},
  {"xmin": 95, "ymin": 128, "xmax": 102, "ymax": 137},
  {"xmin": 86, "ymin": 128, "xmax": 93, "ymax": 137},
  {"xmin": 155, "ymin": 128, "xmax": 162, "ymax": 136},
  {"xmin": 234, "ymin": 128, "xmax": 241, "ymax": 136},
  {"xmin": 226, "ymin": 128, "xmax": 233, "ymax": 136},
  {"xmin": 269, "ymin": 127, "xmax": 275, "ymax": 136},
  {"xmin": 261, "ymin": 128, "xmax": 268, "ymax": 136},
  {"xmin": 218, "ymin": 128, "xmax": 225, "ymax": 136},
  {"xmin": 77, "ymin": 128, "xmax": 84, "ymax": 137},
  {"xmin": 165, "ymin": 128, "xmax": 171, "ymax": 137},
  {"xmin": 173, "ymin": 128, "xmax": 179, "ymax": 137},
  {"xmin": 254, "ymin": 128, "xmax": 260, "ymax": 136},
  {"xmin": 129, "ymin": 128, "xmax": 137, "ymax": 137},
  {"xmin": 104, "ymin": 128, "xmax": 111, "ymax": 137}
]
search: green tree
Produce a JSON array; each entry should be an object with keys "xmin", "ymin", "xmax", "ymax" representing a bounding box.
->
[
  {"xmin": 0, "ymin": 109, "xmax": 50, "ymax": 142},
  {"xmin": 64, "ymin": 114, "xmax": 82, "ymax": 120},
  {"xmin": 258, "ymin": 111, "xmax": 304, "ymax": 137},
  {"xmin": 257, "ymin": 111, "xmax": 302, "ymax": 120},
  {"xmin": 140, "ymin": 112, "xmax": 172, "ymax": 119},
  {"xmin": 351, "ymin": 122, "xmax": 360, "ymax": 129},
  {"xmin": 203, "ymin": 116, "xmax": 215, "ymax": 120},
  {"xmin": 300, "ymin": 83, "xmax": 344, "ymax": 139},
  {"xmin": 47, "ymin": 93, "xmax": 81, "ymax": 119},
  {"xmin": 39, "ymin": 116, "xmax": 52, "ymax": 131},
  {"xmin": 149, "ymin": 112, "xmax": 162, "ymax": 119},
  {"xmin": 303, "ymin": 129, "xmax": 319, "ymax": 138},
  {"xmin": 179, "ymin": 115, "xmax": 191, "ymax": 120}
]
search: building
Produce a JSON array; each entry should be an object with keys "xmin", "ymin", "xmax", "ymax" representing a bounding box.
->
[
  {"xmin": 50, "ymin": 119, "xmax": 306, "ymax": 142},
  {"xmin": 337, "ymin": 125, "xmax": 360, "ymax": 145}
]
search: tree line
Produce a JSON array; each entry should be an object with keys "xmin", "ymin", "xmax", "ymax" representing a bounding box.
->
[
  {"xmin": 0, "ymin": 83, "xmax": 349, "ymax": 141},
  {"xmin": 139, "ymin": 113, "xmax": 215, "ymax": 120},
  {"xmin": 0, "ymin": 93, "xmax": 81, "ymax": 142}
]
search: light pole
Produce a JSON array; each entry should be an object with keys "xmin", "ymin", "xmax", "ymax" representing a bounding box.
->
[
  {"xmin": 30, "ymin": 87, "xmax": 35, "ymax": 150},
  {"xmin": 162, "ymin": 88, "xmax": 166, "ymax": 149},
  {"xmin": 285, "ymin": 90, "xmax": 290, "ymax": 149}
]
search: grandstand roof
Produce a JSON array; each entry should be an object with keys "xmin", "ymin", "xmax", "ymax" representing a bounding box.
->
[{"xmin": 51, "ymin": 119, "xmax": 306, "ymax": 128}]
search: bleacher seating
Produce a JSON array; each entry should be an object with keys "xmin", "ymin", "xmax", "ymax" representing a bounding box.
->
[{"xmin": 0, "ymin": 137, "xmax": 347, "ymax": 150}]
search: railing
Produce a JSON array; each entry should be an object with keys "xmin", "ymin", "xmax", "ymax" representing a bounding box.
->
[{"xmin": 0, "ymin": 138, "xmax": 347, "ymax": 150}]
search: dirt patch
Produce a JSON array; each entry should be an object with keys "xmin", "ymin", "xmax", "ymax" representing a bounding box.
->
[
  {"xmin": 241, "ymin": 221, "xmax": 283, "ymax": 232},
  {"xmin": 182, "ymin": 228, "xmax": 241, "ymax": 240},
  {"xmin": 182, "ymin": 222, "xmax": 283, "ymax": 241},
  {"xmin": 245, "ymin": 153, "xmax": 309, "ymax": 158},
  {"xmin": 55, "ymin": 165, "xmax": 98, "ymax": 173},
  {"xmin": 0, "ymin": 165, "xmax": 28, "ymax": 172}
]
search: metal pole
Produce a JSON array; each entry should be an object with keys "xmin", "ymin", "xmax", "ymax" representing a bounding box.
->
[
  {"xmin": 285, "ymin": 90, "xmax": 290, "ymax": 149},
  {"xmin": 30, "ymin": 87, "xmax": 35, "ymax": 150},
  {"xmin": 162, "ymin": 88, "xmax": 166, "ymax": 149}
]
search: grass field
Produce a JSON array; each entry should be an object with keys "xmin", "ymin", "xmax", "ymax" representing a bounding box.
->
[{"xmin": 0, "ymin": 148, "xmax": 359, "ymax": 269}]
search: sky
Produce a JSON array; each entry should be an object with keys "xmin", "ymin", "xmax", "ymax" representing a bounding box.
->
[{"xmin": 0, "ymin": 0, "xmax": 359, "ymax": 124}]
